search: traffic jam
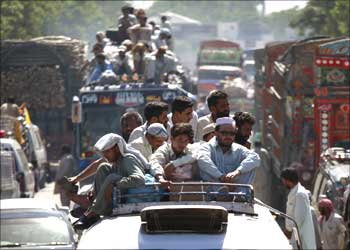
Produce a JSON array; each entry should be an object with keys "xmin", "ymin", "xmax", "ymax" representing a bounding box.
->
[{"xmin": 1, "ymin": 1, "xmax": 349, "ymax": 249}]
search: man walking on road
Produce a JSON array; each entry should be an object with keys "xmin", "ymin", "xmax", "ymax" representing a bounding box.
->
[{"xmin": 281, "ymin": 167, "xmax": 316, "ymax": 250}]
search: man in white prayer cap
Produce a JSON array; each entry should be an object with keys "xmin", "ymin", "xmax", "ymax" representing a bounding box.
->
[
  {"xmin": 73, "ymin": 133, "xmax": 145, "ymax": 230},
  {"xmin": 130, "ymin": 123, "xmax": 168, "ymax": 161},
  {"xmin": 197, "ymin": 117, "xmax": 260, "ymax": 185}
]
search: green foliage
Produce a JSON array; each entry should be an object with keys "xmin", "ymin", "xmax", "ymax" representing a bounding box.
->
[
  {"xmin": 0, "ymin": 0, "xmax": 125, "ymax": 41},
  {"xmin": 290, "ymin": 0, "xmax": 349, "ymax": 37},
  {"xmin": 264, "ymin": 8, "xmax": 300, "ymax": 38}
]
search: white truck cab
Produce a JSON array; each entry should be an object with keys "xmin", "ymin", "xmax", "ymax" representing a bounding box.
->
[{"xmin": 77, "ymin": 182, "xmax": 300, "ymax": 249}]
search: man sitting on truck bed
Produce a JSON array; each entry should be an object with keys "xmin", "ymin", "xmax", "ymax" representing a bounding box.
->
[
  {"xmin": 73, "ymin": 133, "xmax": 145, "ymax": 230},
  {"xmin": 150, "ymin": 123, "xmax": 199, "ymax": 186},
  {"xmin": 197, "ymin": 117, "xmax": 260, "ymax": 185}
]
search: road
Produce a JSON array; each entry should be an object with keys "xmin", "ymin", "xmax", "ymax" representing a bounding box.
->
[{"xmin": 34, "ymin": 181, "xmax": 62, "ymax": 206}]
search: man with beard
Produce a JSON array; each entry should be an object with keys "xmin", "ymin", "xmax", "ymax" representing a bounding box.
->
[
  {"xmin": 197, "ymin": 117, "xmax": 260, "ymax": 185},
  {"xmin": 281, "ymin": 167, "xmax": 316, "ymax": 250},
  {"xmin": 128, "ymin": 101, "xmax": 169, "ymax": 143},
  {"xmin": 120, "ymin": 111, "xmax": 143, "ymax": 142},
  {"xmin": 233, "ymin": 112, "xmax": 255, "ymax": 149},
  {"xmin": 196, "ymin": 90, "xmax": 230, "ymax": 142}
]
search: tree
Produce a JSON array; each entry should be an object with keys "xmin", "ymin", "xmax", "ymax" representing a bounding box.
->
[{"xmin": 290, "ymin": 0, "xmax": 349, "ymax": 37}]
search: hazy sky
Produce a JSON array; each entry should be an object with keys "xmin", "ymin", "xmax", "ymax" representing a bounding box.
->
[
  {"xmin": 265, "ymin": 0, "xmax": 308, "ymax": 14},
  {"xmin": 129, "ymin": 0, "xmax": 308, "ymax": 14}
]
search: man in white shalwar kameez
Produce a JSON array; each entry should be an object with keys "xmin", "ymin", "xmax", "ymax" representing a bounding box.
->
[{"xmin": 281, "ymin": 168, "xmax": 317, "ymax": 250}]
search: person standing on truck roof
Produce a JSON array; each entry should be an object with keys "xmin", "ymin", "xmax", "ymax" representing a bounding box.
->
[
  {"xmin": 160, "ymin": 15, "xmax": 172, "ymax": 32},
  {"xmin": 127, "ymin": 13, "xmax": 152, "ymax": 47},
  {"xmin": 318, "ymin": 198, "xmax": 347, "ymax": 250},
  {"xmin": 129, "ymin": 123, "xmax": 168, "ymax": 161},
  {"xmin": 280, "ymin": 167, "xmax": 317, "ymax": 250},
  {"xmin": 88, "ymin": 53, "xmax": 113, "ymax": 84},
  {"xmin": 149, "ymin": 123, "xmax": 199, "ymax": 184},
  {"xmin": 196, "ymin": 90, "xmax": 230, "ymax": 142},
  {"xmin": 120, "ymin": 111, "xmax": 143, "ymax": 142},
  {"xmin": 73, "ymin": 133, "xmax": 145, "ymax": 230},
  {"xmin": 143, "ymin": 46, "xmax": 177, "ymax": 84},
  {"xmin": 128, "ymin": 101, "xmax": 169, "ymax": 143},
  {"xmin": 197, "ymin": 117, "xmax": 260, "ymax": 185},
  {"xmin": 233, "ymin": 112, "xmax": 255, "ymax": 149},
  {"xmin": 117, "ymin": 5, "xmax": 137, "ymax": 42}
]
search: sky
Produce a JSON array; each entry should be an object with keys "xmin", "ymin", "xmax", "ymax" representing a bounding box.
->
[
  {"xmin": 264, "ymin": 0, "xmax": 308, "ymax": 15},
  {"xmin": 129, "ymin": 0, "xmax": 308, "ymax": 14}
]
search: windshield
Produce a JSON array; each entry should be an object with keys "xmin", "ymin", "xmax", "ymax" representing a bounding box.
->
[
  {"xmin": 198, "ymin": 70, "xmax": 242, "ymax": 80},
  {"xmin": 81, "ymin": 106, "xmax": 144, "ymax": 153},
  {"xmin": 1, "ymin": 216, "xmax": 72, "ymax": 247}
]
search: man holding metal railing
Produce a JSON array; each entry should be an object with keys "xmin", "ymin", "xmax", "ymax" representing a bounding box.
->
[{"xmin": 197, "ymin": 117, "xmax": 260, "ymax": 185}]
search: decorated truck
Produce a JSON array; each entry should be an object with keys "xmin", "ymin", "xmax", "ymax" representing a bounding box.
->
[
  {"xmin": 254, "ymin": 37, "xmax": 348, "ymax": 210},
  {"xmin": 196, "ymin": 40, "xmax": 243, "ymax": 96}
]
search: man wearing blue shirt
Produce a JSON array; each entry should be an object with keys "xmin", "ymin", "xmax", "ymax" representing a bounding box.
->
[
  {"xmin": 88, "ymin": 53, "xmax": 113, "ymax": 84},
  {"xmin": 197, "ymin": 117, "xmax": 260, "ymax": 184}
]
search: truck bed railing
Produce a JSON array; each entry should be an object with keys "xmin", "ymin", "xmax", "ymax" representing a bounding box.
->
[{"xmin": 112, "ymin": 182, "xmax": 255, "ymax": 216}]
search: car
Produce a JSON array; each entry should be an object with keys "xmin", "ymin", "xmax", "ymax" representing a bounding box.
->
[
  {"xmin": 1, "ymin": 198, "xmax": 70, "ymax": 214},
  {"xmin": 0, "ymin": 199, "xmax": 77, "ymax": 249},
  {"xmin": 312, "ymin": 147, "xmax": 350, "ymax": 214},
  {"xmin": 0, "ymin": 150, "xmax": 20, "ymax": 199},
  {"xmin": 24, "ymin": 124, "xmax": 48, "ymax": 190},
  {"xmin": 0, "ymin": 138, "xmax": 35, "ymax": 198},
  {"xmin": 77, "ymin": 182, "xmax": 300, "ymax": 250}
]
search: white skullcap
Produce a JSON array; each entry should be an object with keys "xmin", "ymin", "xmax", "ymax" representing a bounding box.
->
[
  {"xmin": 94, "ymin": 133, "xmax": 125, "ymax": 155},
  {"xmin": 146, "ymin": 123, "xmax": 168, "ymax": 138},
  {"xmin": 216, "ymin": 117, "xmax": 236, "ymax": 127}
]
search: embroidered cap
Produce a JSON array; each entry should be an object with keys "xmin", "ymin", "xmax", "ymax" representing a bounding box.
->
[
  {"xmin": 146, "ymin": 123, "xmax": 168, "ymax": 138},
  {"xmin": 215, "ymin": 117, "xmax": 236, "ymax": 127}
]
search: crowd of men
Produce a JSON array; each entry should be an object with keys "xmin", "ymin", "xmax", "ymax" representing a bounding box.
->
[
  {"xmin": 84, "ymin": 5, "xmax": 178, "ymax": 85},
  {"xmin": 55, "ymin": 91, "xmax": 348, "ymax": 249},
  {"xmin": 53, "ymin": 4, "xmax": 350, "ymax": 248},
  {"xmin": 63, "ymin": 89, "xmax": 260, "ymax": 230}
]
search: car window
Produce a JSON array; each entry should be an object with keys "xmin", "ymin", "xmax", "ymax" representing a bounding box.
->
[
  {"xmin": 16, "ymin": 149, "xmax": 29, "ymax": 171},
  {"xmin": 1, "ymin": 216, "xmax": 72, "ymax": 246},
  {"xmin": 33, "ymin": 130, "xmax": 43, "ymax": 149}
]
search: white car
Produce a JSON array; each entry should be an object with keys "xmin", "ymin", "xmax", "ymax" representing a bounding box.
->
[
  {"xmin": 0, "ymin": 138, "xmax": 35, "ymax": 198},
  {"xmin": 77, "ymin": 182, "xmax": 300, "ymax": 249},
  {"xmin": 0, "ymin": 150, "xmax": 20, "ymax": 199},
  {"xmin": 1, "ymin": 198, "xmax": 77, "ymax": 249}
]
